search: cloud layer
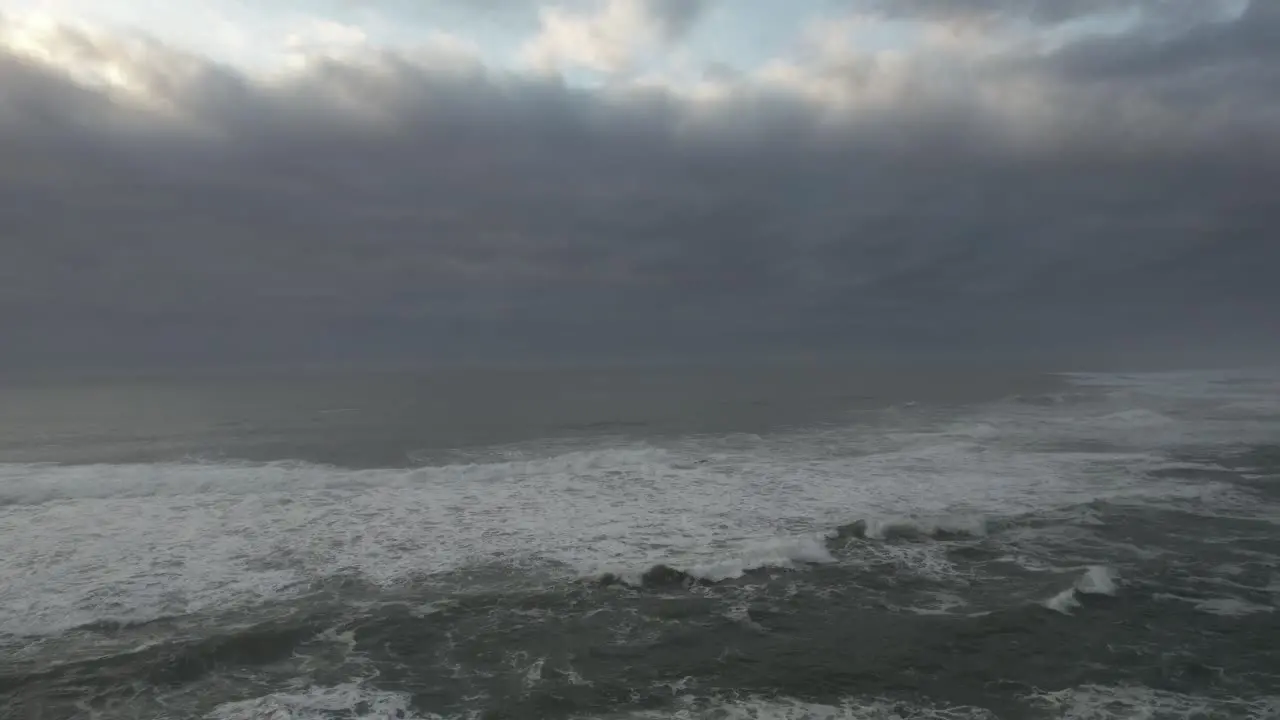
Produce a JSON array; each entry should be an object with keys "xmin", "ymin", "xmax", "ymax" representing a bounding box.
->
[{"xmin": 1, "ymin": 1, "xmax": 1277, "ymax": 369}]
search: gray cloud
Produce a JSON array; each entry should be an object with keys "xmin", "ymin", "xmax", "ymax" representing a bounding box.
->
[
  {"xmin": 646, "ymin": 0, "xmax": 714, "ymax": 40},
  {"xmin": 1, "ymin": 4, "xmax": 1278, "ymax": 370},
  {"xmin": 1046, "ymin": 0, "xmax": 1279, "ymax": 80},
  {"xmin": 859, "ymin": 0, "xmax": 1232, "ymax": 25}
]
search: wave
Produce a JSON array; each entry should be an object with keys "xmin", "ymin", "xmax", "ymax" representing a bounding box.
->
[
  {"xmin": 1193, "ymin": 597, "xmax": 1274, "ymax": 617},
  {"xmin": 616, "ymin": 695, "xmax": 996, "ymax": 720},
  {"xmin": 1096, "ymin": 409, "xmax": 1177, "ymax": 427},
  {"xmin": 2, "ymin": 396, "xmax": 1270, "ymax": 639},
  {"xmin": 680, "ymin": 534, "xmax": 836, "ymax": 583},
  {"xmin": 0, "ymin": 447, "xmax": 679, "ymax": 505},
  {"xmin": 206, "ymin": 682, "xmax": 426, "ymax": 720},
  {"xmin": 1028, "ymin": 684, "xmax": 1280, "ymax": 720},
  {"xmin": 596, "ymin": 507, "xmax": 1026, "ymax": 590},
  {"xmin": 597, "ymin": 510, "xmax": 1009, "ymax": 590},
  {"xmin": 1, "ymin": 615, "xmax": 330, "ymax": 697},
  {"xmin": 597, "ymin": 534, "xmax": 837, "ymax": 588},
  {"xmin": 1012, "ymin": 391, "xmax": 1096, "ymax": 407},
  {"xmin": 213, "ymin": 680, "xmax": 1280, "ymax": 720},
  {"xmin": 834, "ymin": 514, "xmax": 990, "ymax": 542},
  {"xmin": 1152, "ymin": 593, "xmax": 1276, "ymax": 617},
  {"xmin": 1043, "ymin": 566, "xmax": 1119, "ymax": 615},
  {"xmin": 207, "ymin": 689, "xmax": 1003, "ymax": 720}
]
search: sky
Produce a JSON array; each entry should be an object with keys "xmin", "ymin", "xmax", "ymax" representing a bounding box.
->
[{"xmin": 0, "ymin": 0, "xmax": 1277, "ymax": 370}]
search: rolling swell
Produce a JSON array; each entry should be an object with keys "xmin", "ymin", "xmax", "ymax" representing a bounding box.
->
[
  {"xmin": 1, "ymin": 616, "xmax": 334, "ymax": 698},
  {"xmin": 228, "ymin": 567, "xmax": 1280, "ymax": 716},
  {"xmin": 591, "ymin": 513, "xmax": 993, "ymax": 590},
  {"xmin": 585, "ymin": 503, "xmax": 1068, "ymax": 593},
  {"xmin": 5, "ymin": 495, "xmax": 1280, "ymax": 719},
  {"xmin": 5, "ymin": 369, "xmax": 1280, "ymax": 718}
]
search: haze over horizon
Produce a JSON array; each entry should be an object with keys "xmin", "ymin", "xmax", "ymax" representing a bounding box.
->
[{"xmin": 2, "ymin": 0, "xmax": 1278, "ymax": 371}]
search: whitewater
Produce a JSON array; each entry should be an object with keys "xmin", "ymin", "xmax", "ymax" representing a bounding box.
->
[{"xmin": 1, "ymin": 367, "xmax": 1278, "ymax": 719}]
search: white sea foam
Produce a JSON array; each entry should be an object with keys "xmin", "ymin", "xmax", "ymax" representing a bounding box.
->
[
  {"xmin": 1194, "ymin": 598, "xmax": 1274, "ymax": 617},
  {"xmin": 1029, "ymin": 684, "xmax": 1280, "ymax": 720},
  {"xmin": 1056, "ymin": 369, "xmax": 1280, "ymax": 448},
  {"xmin": 617, "ymin": 696, "xmax": 996, "ymax": 720},
  {"xmin": 4, "ymin": 369, "xmax": 1277, "ymax": 638},
  {"xmin": 898, "ymin": 591, "xmax": 969, "ymax": 616},
  {"xmin": 206, "ymin": 682, "xmax": 440, "ymax": 720},
  {"xmin": 852, "ymin": 542, "xmax": 966, "ymax": 583},
  {"xmin": 0, "ymin": 451, "xmax": 1223, "ymax": 638},
  {"xmin": 858, "ymin": 513, "xmax": 990, "ymax": 541},
  {"xmin": 1155, "ymin": 593, "xmax": 1275, "ymax": 617},
  {"xmin": 683, "ymin": 534, "xmax": 836, "ymax": 582},
  {"xmin": 1075, "ymin": 565, "xmax": 1119, "ymax": 596},
  {"xmin": 1044, "ymin": 588, "xmax": 1082, "ymax": 615},
  {"xmin": 1217, "ymin": 399, "xmax": 1280, "ymax": 418},
  {"xmin": 1043, "ymin": 566, "xmax": 1118, "ymax": 614},
  {"xmin": 0, "ymin": 437, "xmax": 1166, "ymax": 637},
  {"xmin": 1096, "ymin": 409, "xmax": 1176, "ymax": 428}
]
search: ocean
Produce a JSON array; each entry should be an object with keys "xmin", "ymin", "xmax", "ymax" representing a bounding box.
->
[{"xmin": 1, "ymin": 366, "xmax": 1278, "ymax": 719}]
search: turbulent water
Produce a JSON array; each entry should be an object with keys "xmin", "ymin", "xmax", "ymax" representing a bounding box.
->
[{"xmin": 1, "ymin": 367, "xmax": 1279, "ymax": 719}]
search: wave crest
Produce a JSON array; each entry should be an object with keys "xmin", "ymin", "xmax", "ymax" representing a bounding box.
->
[
  {"xmin": 1043, "ymin": 566, "xmax": 1119, "ymax": 615},
  {"xmin": 835, "ymin": 514, "xmax": 990, "ymax": 542},
  {"xmin": 597, "ymin": 534, "xmax": 837, "ymax": 588},
  {"xmin": 207, "ymin": 682, "xmax": 428, "ymax": 720}
]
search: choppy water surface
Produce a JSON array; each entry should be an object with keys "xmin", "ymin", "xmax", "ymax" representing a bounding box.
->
[{"xmin": 1, "ymin": 367, "xmax": 1279, "ymax": 719}]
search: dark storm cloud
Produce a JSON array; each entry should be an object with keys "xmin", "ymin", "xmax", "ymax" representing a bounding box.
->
[{"xmin": 0, "ymin": 3, "xmax": 1277, "ymax": 369}]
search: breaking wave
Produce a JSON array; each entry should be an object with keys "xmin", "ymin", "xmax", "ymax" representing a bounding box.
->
[
  {"xmin": 1043, "ymin": 565, "xmax": 1120, "ymax": 615},
  {"xmin": 6, "ymin": 369, "xmax": 1280, "ymax": 719},
  {"xmin": 207, "ymin": 683, "xmax": 429, "ymax": 720},
  {"xmin": 833, "ymin": 514, "xmax": 991, "ymax": 541},
  {"xmin": 0, "ymin": 443, "xmax": 1241, "ymax": 639},
  {"xmin": 615, "ymin": 696, "xmax": 997, "ymax": 720},
  {"xmin": 597, "ymin": 534, "xmax": 837, "ymax": 587},
  {"xmin": 1028, "ymin": 685, "xmax": 1280, "ymax": 720},
  {"xmin": 5, "ymin": 369, "xmax": 1276, "ymax": 639}
]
